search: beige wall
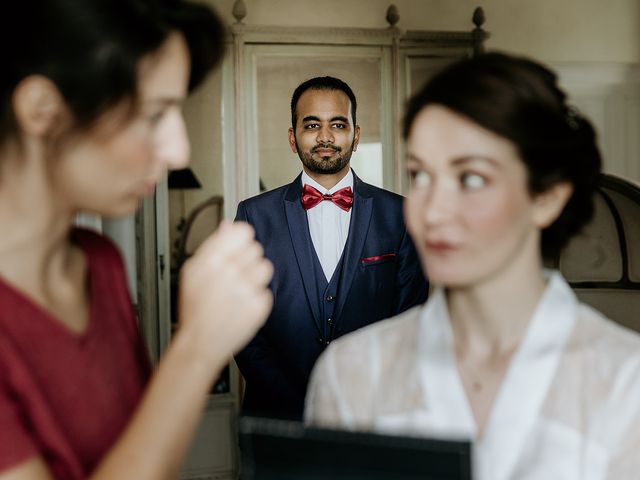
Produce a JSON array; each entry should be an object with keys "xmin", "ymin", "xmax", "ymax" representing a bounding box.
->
[{"xmin": 207, "ymin": 0, "xmax": 640, "ymax": 63}]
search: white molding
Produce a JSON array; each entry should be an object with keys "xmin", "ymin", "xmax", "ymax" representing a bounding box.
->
[
  {"xmin": 554, "ymin": 62, "xmax": 640, "ymax": 182},
  {"xmin": 231, "ymin": 24, "xmax": 398, "ymax": 45},
  {"xmin": 228, "ymin": 24, "xmax": 482, "ymax": 51},
  {"xmin": 221, "ymin": 44, "xmax": 238, "ymax": 221}
]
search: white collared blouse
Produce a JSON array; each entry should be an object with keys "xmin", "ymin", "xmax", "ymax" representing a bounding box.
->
[{"xmin": 304, "ymin": 271, "xmax": 640, "ymax": 480}]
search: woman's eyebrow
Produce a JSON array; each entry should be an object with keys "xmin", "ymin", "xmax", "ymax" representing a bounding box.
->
[
  {"xmin": 451, "ymin": 155, "xmax": 501, "ymax": 168},
  {"xmin": 406, "ymin": 153, "xmax": 502, "ymax": 170},
  {"xmin": 406, "ymin": 154, "xmax": 425, "ymax": 166}
]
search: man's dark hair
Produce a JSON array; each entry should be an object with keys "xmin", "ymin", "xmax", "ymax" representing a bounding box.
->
[
  {"xmin": 290, "ymin": 76, "xmax": 357, "ymax": 128},
  {"xmin": 403, "ymin": 52, "xmax": 602, "ymax": 260}
]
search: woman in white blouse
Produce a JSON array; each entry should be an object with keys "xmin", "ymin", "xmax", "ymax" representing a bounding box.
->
[{"xmin": 304, "ymin": 52, "xmax": 640, "ymax": 480}]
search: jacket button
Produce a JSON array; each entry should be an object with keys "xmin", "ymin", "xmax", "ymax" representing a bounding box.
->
[
  {"xmin": 327, "ymin": 318, "xmax": 333, "ymax": 325},
  {"xmin": 326, "ymin": 295, "xmax": 335, "ymax": 301},
  {"xmin": 316, "ymin": 337, "xmax": 324, "ymax": 344},
  {"xmin": 326, "ymin": 340, "xmax": 331, "ymax": 345}
]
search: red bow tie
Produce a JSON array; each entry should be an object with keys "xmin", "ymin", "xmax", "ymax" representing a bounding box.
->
[{"xmin": 301, "ymin": 184, "xmax": 353, "ymax": 212}]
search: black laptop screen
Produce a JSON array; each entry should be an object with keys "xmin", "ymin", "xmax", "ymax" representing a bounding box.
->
[{"xmin": 239, "ymin": 416, "xmax": 472, "ymax": 480}]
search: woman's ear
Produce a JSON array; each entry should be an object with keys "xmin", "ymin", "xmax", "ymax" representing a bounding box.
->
[
  {"xmin": 12, "ymin": 75, "xmax": 67, "ymax": 137},
  {"xmin": 532, "ymin": 181, "xmax": 574, "ymax": 228}
]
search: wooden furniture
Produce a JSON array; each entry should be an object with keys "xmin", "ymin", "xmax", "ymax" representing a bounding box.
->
[{"xmin": 550, "ymin": 174, "xmax": 640, "ymax": 332}]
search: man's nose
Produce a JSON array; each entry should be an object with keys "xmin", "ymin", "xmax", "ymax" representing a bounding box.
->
[{"xmin": 316, "ymin": 125, "xmax": 334, "ymax": 144}]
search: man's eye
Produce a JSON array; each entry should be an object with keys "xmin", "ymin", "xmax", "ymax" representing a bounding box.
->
[
  {"xmin": 461, "ymin": 172, "xmax": 486, "ymax": 190},
  {"xmin": 333, "ymin": 123, "xmax": 346, "ymax": 129},
  {"xmin": 304, "ymin": 124, "xmax": 319, "ymax": 129},
  {"xmin": 410, "ymin": 170, "xmax": 431, "ymax": 189}
]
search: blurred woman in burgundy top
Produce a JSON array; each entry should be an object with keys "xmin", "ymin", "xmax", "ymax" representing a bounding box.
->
[{"xmin": 0, "ymin": 1, "xmax": 273, "ymax": 479}]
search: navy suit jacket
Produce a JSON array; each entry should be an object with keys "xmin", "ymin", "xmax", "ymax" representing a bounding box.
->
[{"xmin": 234, "ymin": 172, "xmax": 427, "ymax": 419}]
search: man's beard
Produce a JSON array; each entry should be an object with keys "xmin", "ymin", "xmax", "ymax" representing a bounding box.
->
[{"xmin": 295, "ymin": 139, "xmax": 355, "ymax": 175}]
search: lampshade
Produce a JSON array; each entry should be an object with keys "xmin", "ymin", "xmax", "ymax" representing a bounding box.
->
[{"xmin": 168, "ymin": 168, "xmax": 202, "ymax": 189}]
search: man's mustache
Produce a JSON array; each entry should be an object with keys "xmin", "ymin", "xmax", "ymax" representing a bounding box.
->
[{"xmin": 312, "ymin": 144, "xmax": 341, "ymax": 153}]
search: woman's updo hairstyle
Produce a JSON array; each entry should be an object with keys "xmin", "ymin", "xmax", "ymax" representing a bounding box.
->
[
  {"xmin": 403, "ymin": 52, "xmax": 602, "ymax": 259},
  {"xmin": 1, "ymin": 0, "xmax": 226, "ymax": 143}
]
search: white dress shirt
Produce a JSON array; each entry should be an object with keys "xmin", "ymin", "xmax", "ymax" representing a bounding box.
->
[{"xmin": 301, "ymin": 169, "xmax": 353, "ymax": 282}]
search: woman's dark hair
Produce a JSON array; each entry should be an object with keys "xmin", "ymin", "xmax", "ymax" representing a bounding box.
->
[
  {"xmin": 403, "ymin": 52, "xmax": 602, "ymax": 259},
  {"xmin": 291, "ymin": 76, "xmax": 357, "ymax": 128},
  {"xmin": 1, "ymin": 0, "xmax": 226, "ymax": 143}
]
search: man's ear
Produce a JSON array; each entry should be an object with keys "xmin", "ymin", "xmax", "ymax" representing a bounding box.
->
[
  {"xmin": 12, "ymin": 75, "xmax": 67, "ymax": 138},
  {"xmin": 532, "ymin": 181, "xmax": 574, "ymax": 228},
  {"xmin": 288, "ymin": 127, "xmax": 298, "ymax": 154},
  {"xmin": 352, "ymin": 124, "xmax": 361, "ymax": 152}
]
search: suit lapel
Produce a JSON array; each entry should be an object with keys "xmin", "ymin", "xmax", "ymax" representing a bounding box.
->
[
  {"xmin": 334, "ymin": 173, "xmax": 372, "ymax": 322},
  {"xmin": 284, "ymin": 175, "xmax": 323, "ymax": 333}
]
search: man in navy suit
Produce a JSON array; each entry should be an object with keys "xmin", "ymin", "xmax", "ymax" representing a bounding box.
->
[{"xmin": 235, "ymin": 76, "xmax": 427, "ymax": 419}]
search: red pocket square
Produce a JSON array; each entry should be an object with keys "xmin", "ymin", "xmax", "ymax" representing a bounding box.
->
[{"xmin": 360, "ymin": 253, "xmax": 396, "ymax": 264}]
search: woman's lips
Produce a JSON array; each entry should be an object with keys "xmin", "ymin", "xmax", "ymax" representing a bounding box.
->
[{"xmin": 425, "ymin": 240, "xmax": 459, "ymax": 253}]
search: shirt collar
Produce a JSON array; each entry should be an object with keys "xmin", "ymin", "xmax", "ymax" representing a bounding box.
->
[{"xmin": 301, "ymin": 169, "xmax": 353, "ymax": 194}]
